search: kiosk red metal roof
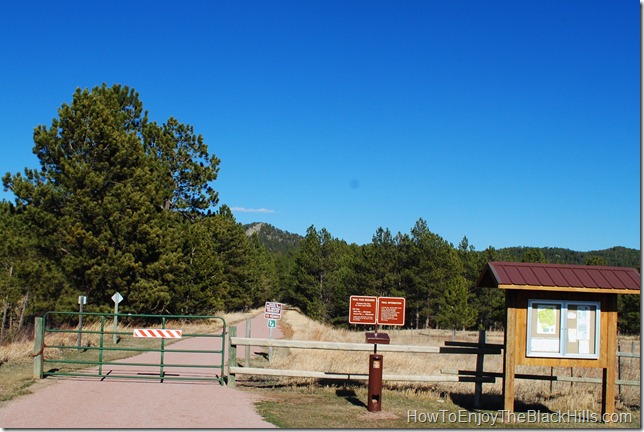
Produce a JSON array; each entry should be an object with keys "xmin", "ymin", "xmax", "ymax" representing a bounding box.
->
[{"xmin": 477, "ymin": 261, "xmax": 640, "ymax": 294}]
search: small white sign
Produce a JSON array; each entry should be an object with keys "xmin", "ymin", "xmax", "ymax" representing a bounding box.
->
[
  {"xmin": 111, "ymin": 292, "xmax": 123, "ymax": 304},
  {"xmin": 265, "ymin": 301, "xmax": 282, "ymax": 314},
  {"xmin": 78, "ymin": 295, "xmax": 87, "ymax": 305},
  {"xmin": 530, "ymin": 337, "xmax": 560, "ymax": 353}
]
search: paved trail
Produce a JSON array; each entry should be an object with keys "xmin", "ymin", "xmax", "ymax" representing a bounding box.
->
[{"xmin": 0, "ymin": 313, "xmax": 282, "ymax": 428}]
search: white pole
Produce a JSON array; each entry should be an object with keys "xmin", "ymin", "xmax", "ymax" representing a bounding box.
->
[
  {"xmin": 77, "ymin": 299, "xmax": 84, "ymax": 352},
  {"xmin": 113, "ymin": 301, "xmax": 119, "ymax": 344},
  {"xmin": 269, "ymin": 326, "xmax": 273, "ymax": 362}
]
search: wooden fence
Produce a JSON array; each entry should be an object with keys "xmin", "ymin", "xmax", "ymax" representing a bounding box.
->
[{"xmin": 227, "ymin": 327, "xmax": 639, "ymax": 407}]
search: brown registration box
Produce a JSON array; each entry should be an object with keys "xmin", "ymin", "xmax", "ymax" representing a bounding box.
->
[{"xmin": 365, "ymin": 332, "xmax": 390, "ymax": 344}]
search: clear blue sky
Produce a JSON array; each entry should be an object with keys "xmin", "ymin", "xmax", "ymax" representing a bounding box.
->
[{"xmin": 0, "ymin": 0, "xmax": 640, "ymax": 252}]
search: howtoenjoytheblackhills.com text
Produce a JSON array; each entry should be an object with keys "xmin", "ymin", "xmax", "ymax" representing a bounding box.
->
[{"xmin": 407, "ymin": 409, "xmax": 633, "ymax": 426}]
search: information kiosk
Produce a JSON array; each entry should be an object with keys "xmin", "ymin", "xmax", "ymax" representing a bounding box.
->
[{"xmin": 477, "ymin": 262, "xmax": 640, "ymax": 420}]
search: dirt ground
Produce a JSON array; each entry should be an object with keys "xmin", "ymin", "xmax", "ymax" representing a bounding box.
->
[{"xmin": 0, "ymin": 313, "xmax": 281, "ymax": 428}]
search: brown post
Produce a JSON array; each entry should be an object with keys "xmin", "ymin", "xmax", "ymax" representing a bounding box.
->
[
  {"xmin": 473, "ymin": 330, "xmax": 486, "ymax": 408},
  {"xmin": 502, "ymin": 291, "xmax": 517, "ymax": 421},
  {"xmin": 367, "ymin": 354, "xmax": 383, "ymax": 412},
  {"xmin": 601, "ymin": 295, "xmax": 618, "ymax": 419}
]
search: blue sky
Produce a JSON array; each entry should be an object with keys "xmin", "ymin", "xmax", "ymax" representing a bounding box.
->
[{"xmin": 0, "ymin": 0, "xmax": 640, "ymax": 251}]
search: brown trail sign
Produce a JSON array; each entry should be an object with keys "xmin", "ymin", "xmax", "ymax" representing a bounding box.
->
[
  {"xmin": 377, "ymin": 297, "xmax": 406, "ymax": 326},
  {"xmin": 349, "ymin": 296, "xmax": 406, "ymax": 326},
  {"xmin": 349, "ymin": 296, "xmax": 377, "ymax": 324},
  {"xmin": 348, "ymin": 295, "xmax": 407, "ymax": 413}
]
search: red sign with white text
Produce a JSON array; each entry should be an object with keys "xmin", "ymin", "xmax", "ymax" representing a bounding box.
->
[
  {"xmin": 377, "ymin": 296, "xmax": 406, "ymax": 326},
  {"xmin": 349, "ymin": 296, "xmax": 378, "ymax": 324}
]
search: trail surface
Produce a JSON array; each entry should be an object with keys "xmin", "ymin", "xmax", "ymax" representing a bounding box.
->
[{"xmin": 0, "ymin": 313, "xmax": 281, "ymax": 428}]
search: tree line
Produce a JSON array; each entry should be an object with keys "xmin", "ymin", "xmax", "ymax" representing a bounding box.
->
[
  {"xmin": 269, "ymin": 224, "xmax": 639, "ymax": 334},
  {"xmin": 0, "ymin": 84, "xmax": 639, "ymax": 344}
]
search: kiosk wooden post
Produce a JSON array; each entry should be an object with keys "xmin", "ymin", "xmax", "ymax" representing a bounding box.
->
[
  {"xmin": 477, "ymin": 262, "xmax": 639, "ymax": 422},
  {"xmin": 502, "ymin": 290, "xmax": 518, "ymax": 416},
  {"xmin": 601, "ymin": 294, "xmax": 618, "ymax": 415}
]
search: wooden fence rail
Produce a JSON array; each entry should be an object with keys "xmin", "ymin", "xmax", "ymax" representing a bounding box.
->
[
  {"xmin": 227, "ymin": 327, "xmax": 639, "ymax": 407},
  {"xmin": 228, "ymin": 328, "xmax": 499, "ymax": 406},
  {"xmin": 229, "ymin": 336, "xmax": 502, "ymax": 354}
]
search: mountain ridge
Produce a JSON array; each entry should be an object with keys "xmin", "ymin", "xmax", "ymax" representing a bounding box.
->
[{"xmin": 242, "ymin": 222, "xmax": 640, "ymax": 268}]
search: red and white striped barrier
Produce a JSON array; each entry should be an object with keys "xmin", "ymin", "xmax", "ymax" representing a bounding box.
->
[{"xmin": 133, "ymin": 329, "xmax": 182, "ymax": 338}]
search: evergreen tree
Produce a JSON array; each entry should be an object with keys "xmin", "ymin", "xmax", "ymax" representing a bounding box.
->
[
  {"xmin": 247, "ymin": 233, "xmax": 279, "ymax": 306},
  {"xmin": 288, "ymin": 226, "xmax": 346, "ymax": 322},
  {"xmin": 522, "ymin": 248, "xmax": 548, "ymax": 263},
  {"xmin": 407, "ymin": 219, "xmax": 472, "ymax": 329},
  {"xmin": 2, "ymin": 84, "xmax": 220, "ymax": 313},
  {"xmin": 210, "ymin": 205, "xmax": 254, "ymax": 311},
  {"xmin": 435, "ymin": 276, "xmax": 476, "ymax": 330},
  {"xmin": 357, "ymin": 227, "xmax": 400, "ymax": 297},
  {"xmin": 473, "ymin": 246, "xmax": 506, "ymax": 329}
]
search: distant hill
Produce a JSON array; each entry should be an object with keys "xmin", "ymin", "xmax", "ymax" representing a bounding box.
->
[
  {"xmin": 243, "ymin": 222, "xmax": 640, "ymax": 269},
  {"xmin": 243, "ymin": 222, "xmax": 303, "ymax": 254},
  {"xmin": 498, "ymin": 246, "xmax": 641, "ymax": 269}
]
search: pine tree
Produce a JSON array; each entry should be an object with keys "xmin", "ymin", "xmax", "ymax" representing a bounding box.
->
[{"xmin": 2, "ymin": 84, "xmax": 220, "ymax": 313}]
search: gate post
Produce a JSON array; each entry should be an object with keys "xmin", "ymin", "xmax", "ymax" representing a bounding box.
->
[
  {"xmin": 227, "ymin": 326, "xmax": 237, "ymax": 387},
  {"xmin": 33, "ymin": 317, "xmax": 44, "ymax": 379}
]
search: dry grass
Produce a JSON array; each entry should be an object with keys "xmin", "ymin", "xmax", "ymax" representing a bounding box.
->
[{"xmin": 262, "ymin": 309, "xmax": 640, "ymax": 413}]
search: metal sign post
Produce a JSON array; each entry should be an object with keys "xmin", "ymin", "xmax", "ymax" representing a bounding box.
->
[
  {"xmin": 111, "ymin": 292, "xmax": 123, "ymax": 344},
  {"xmin": 265, "ymin": 302, "xmax": 282, "ymax": 362},
  {"xmin": 349, "ymin": 295, "xmax": 406, "ymax": 412}
]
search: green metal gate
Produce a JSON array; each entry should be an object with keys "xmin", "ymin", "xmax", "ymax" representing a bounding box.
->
[{"xmin": 34, "ymin": 311, "xmax": 227, "ymax": 384}]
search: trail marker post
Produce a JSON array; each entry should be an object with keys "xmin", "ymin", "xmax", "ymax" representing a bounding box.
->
[
  {"xmin": 265, "ymin": 302, "xmax": 283, "ymax": 362},
  {"xmin": 111, "ymin": 292, "xmax": 123, "ymax": 344},
  {"xmin": 349, "ymin": 295, "xmax": 406, "ymax": 412}
]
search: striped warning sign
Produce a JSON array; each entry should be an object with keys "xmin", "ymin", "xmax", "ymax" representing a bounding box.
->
[{"xmin": 133, "ymin": 329, "xmax": 182, "ymax": 338}]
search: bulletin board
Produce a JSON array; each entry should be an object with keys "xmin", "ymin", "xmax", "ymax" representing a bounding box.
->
[{"xmin": 526, "ymin": 300, "xmax": 600, "ymax": 359}]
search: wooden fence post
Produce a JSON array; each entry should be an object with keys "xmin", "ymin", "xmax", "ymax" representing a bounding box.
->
[
  {"xmin": 473, "ymin": 330, "xmax": 485, "ymax": 408},
  {"xmin": 228, "ymin": 326, "xmax": 237, "ymax": 388},
  {"xmin": 245, "ymin": 318, "xmax": 251, "ymax": 368},
  {"xmin": 33, "ymin": 317, "xmax": 44, "ymax": 379},
  {"xmin": 617, "ymin": 341, "xmax": 621, "ymax": 397}
]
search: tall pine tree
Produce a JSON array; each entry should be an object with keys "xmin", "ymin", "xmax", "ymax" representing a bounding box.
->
[{"xmin": 2, "ymin": 84, "xmax": 220, "ymax": 313}]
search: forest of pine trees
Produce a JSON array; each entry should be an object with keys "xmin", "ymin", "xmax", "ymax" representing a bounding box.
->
[{"xmin": 0, "ymin": 84, "xmax": 640, "ymax": 345}]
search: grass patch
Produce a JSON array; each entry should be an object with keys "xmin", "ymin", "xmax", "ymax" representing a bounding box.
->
[
  {"xmin": 0, "ymin": 354, "xmax": 34, "ymax": 402},
  {"xmin": 247, "ymin": 382, "xmax": 640, "ymax": 428}
]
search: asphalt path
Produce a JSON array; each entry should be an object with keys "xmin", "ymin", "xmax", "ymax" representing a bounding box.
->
[{"xmin": 0, "ymin": 313, "xmax": 282, "ymax": 429}]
